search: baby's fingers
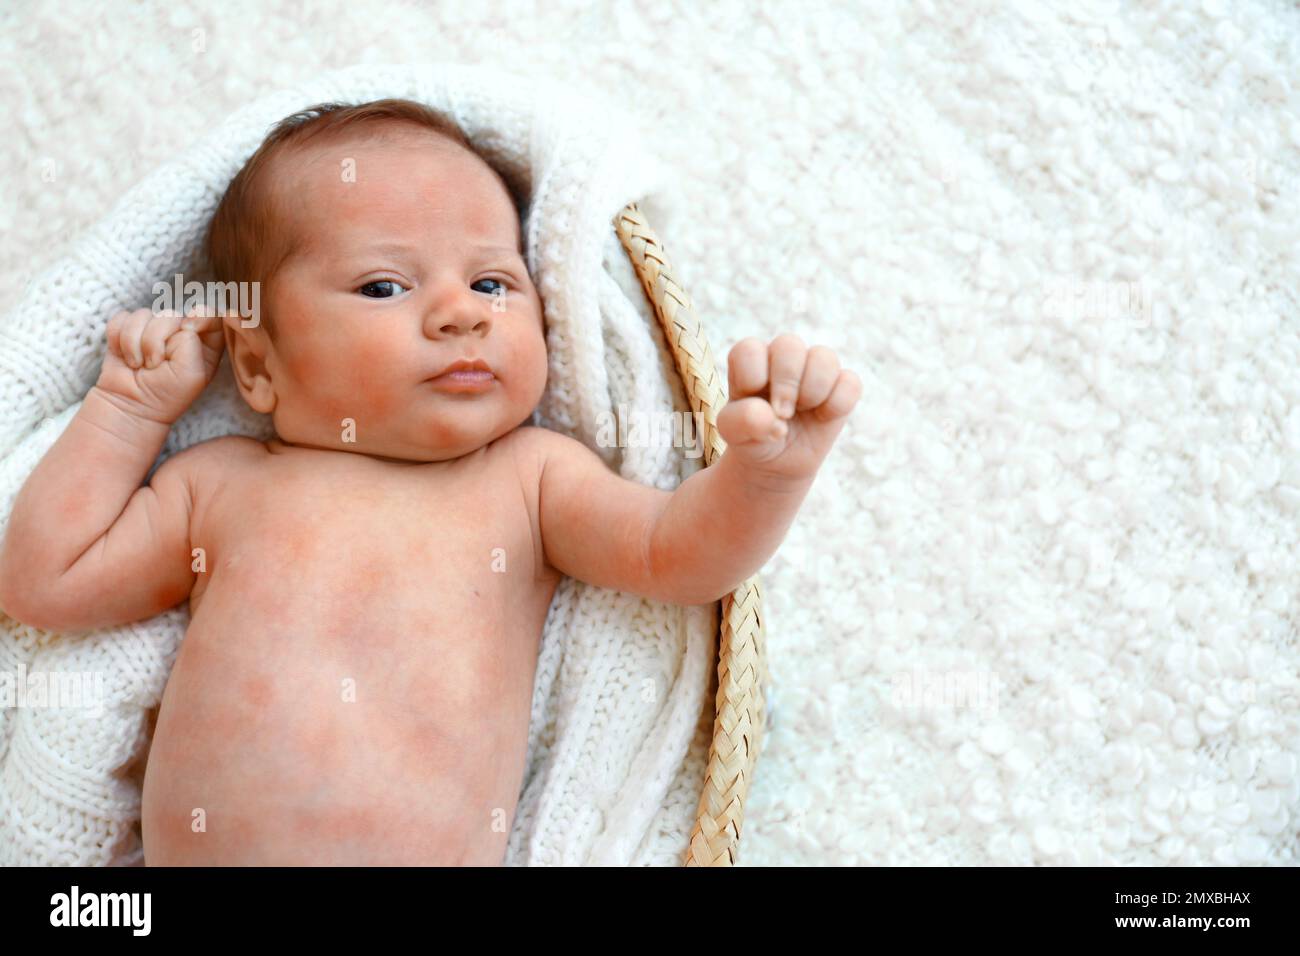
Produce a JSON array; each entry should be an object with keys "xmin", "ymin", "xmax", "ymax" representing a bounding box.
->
[
  {"xmin": 794, "ymin": 345, "xmax": 841, "ymax": 413},
  {"xmin": 768, "ymin": 334, "xmax": 807, "ymax": 419},
  {"xmin": 181, "ymin": 304, "xmax": 224, "ymax": 334},
  {"xmin": 726, "ymin": 335, "xmax": 809, "ymax": 416},
  {"xmin": 106, "ymin": 311, "xmax": 128, "ymax": 361},
  {"xmin": 727, "ymin": 337, "xmax": 769, "ymax": 402},
  {"xmin": 181, "ymin": 305, "xmax": 229, "ymax": 356},
  {"xmin": 811, "ymin": 369, "xmax": 864, "ymax": 423},
  {"xmin": 717, "ymin": 395, "xmax": 787, "ymax": 446},
  {"xmin": 142, "ymin": 310, "xmax": 187, "ymax": 369},
  {"xmin": 113, "ymin": 309, "xmax": 155, "ymax": 368}
]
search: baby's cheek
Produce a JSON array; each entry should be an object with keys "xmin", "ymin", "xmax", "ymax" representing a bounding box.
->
[
  {"xmin": 285, "ymin": 345, "xmax": 400, "ymax": 434},
  {"xmin": 278, "ymin": 350, "xmax": 340, "ymax": 426},
  {"xmin": 339, "ymin": 341, "xmax": 404, "ymax": 422},
  {"xmin": 508, "ymin": 337, "xmax": 549, "ymax": 407}
]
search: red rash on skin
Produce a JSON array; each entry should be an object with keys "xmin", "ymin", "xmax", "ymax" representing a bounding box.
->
[
  {"xmin": 276, "ymin": 528, "xmax": 315, "ymax": 564},
  {"xmin": 274, "ymin": 337, "xmax": 404, "ymax": 448},
  {"xmin": 308, "ymin": 389, "xmax": 353, "ymax": 439},
  {"xmin": 354, "ymin": 565, "xmax": 386, "ymax": 596},
  {"xmin": 292, "ymin": 803, "xmax": 378, "ymax": 841},
  {"xmin": 152, "ymin": 582, "xmax": 178, "ymax": 612},
  {"xmin": 241, "ymin": 675, "xmax": 274, "ymax": 712},
  {"xmin": 297, "ymin": 718, "xmax": 338, "ymax": 768},
  {"xmin": 346, "ymin": 339, "xmax": 402, "ymax": 420},
  {"xmin": 59, "ymin": 494, "xmax": 85, "ymax": 524}
]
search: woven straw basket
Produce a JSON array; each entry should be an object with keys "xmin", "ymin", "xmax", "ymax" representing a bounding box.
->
[{"xmin": 613, "ymin": 204, "xmax": 770, "ymax": 867}]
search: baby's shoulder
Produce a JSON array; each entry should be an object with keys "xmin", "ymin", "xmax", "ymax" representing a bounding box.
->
[
  {"xmin": 496, "ymin": 425, "xmax": 550, "ymax": 487},
  {"xmin": 503, "ymin": 424, "xmax": 619, "ymax": 470},
  {"xmin": 170, "ymin": 433, "xmax": 265, "ymax": 469},
  {"xmin": 162, "ymin": 435, "xmax": 265, "ymax": 548},
  {"xmin": 157, "ymin": 433, "xmax": 264, "ymax": 498},
  {"xmin": 498, "ymin": 424, "xmax": 591, "ymax": 484},
  {"xmin": 499, "ymin": 424, "xmax": 549, "ymax": 457}
]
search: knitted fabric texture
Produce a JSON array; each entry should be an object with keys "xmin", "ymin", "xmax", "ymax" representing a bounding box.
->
[{"xmin": 0, "ymin": 62, "xmax": 717, "ymax": 866}]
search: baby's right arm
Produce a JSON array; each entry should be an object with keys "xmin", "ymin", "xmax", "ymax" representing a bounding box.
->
[{"xmin": 0, "ymin": 307, "xmax": 226, "ymax": 632}]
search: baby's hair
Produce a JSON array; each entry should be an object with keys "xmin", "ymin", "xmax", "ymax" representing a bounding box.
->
[{"xmin": 204, "ymin": 98, "xmax": 483, "ymax": 339}]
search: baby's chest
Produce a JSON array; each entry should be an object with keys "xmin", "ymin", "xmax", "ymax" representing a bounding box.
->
[
  {"xmin": 191, "ymin": 452, "xmax": 547, "ymax": 624},
  {"xmin": 167, "ymin": 448, "xmax": 557, "ymax": 764}
]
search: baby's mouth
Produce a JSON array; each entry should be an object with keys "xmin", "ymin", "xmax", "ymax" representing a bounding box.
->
[
  {"xmin": 427, "ymin": 369, "xmax": 497, "ymax": 393},
  {"xmin": 438, "ymin": 369, "xmax": 493, "ymax": 381}
]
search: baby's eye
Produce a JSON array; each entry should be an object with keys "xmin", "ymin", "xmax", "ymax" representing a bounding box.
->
[
  {"xmin": 357, "ymin": 280, "xmax": 407, "ymax": 299},
  {"xmin": 472, "ymin": 278, "xmax": 508, "ymax": 296}
]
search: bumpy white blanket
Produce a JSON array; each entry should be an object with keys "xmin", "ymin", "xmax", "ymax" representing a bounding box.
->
[
  {"xmin": 7, "ymin": 0, "xmax": 1299, "ymax": 871},
  {"xmin": 0, "ymin": 62, "xmax": 718, "ymax": 866}
]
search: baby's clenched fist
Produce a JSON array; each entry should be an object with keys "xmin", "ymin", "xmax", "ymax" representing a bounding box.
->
[
  {"xmin": 716, "ymin": 333, "xmax": 862, "ymax": 486},
  {"xmin": 97, "ymin": 306, "xmax": 226, "ymax": 424}
]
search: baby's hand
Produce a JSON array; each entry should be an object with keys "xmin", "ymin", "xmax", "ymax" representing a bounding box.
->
[
  {"xmin": 716, "ymin": 334, "xmax": 862, "ymax": 486},
  {"xmin": 96, "ymin": 306, "xmax": 226, "ymax": 423}
]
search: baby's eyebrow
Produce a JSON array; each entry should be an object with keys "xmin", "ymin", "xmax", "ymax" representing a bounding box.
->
[
  {"xmin": 353, "ymin": 240, "xmax": 420, "ymax": 259},
  {"xmin": 334, "ymin": 240, "xmax": 523, "ymax": 263}
]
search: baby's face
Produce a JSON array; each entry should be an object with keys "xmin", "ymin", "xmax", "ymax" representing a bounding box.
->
[{"xmin": 234, "ymin": 129, "xmax": 547, "ymax": 462}]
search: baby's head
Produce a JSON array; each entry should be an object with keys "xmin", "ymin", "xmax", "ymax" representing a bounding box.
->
[{"xmin": 205, "ymin": 99, "xmax": 547, "ymax": 463}]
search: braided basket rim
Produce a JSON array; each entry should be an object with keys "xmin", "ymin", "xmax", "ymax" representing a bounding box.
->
[{"xmin": 613, "ymin": 202, "xmax": 769, "ymax": 867}]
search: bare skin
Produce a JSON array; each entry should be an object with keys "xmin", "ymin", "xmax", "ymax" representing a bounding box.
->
[
  {"xmin": 140, "ymin": 431, "xmax": 559, "ymax": 865},
  {"xmin": 0, "ymin": 122, "xmax": 863, "ymax": 866}
]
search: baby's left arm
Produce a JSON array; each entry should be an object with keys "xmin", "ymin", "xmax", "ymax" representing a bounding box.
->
[{"xmin": 530, "ymin": 334, "xmax": 861, "ymax": 606}]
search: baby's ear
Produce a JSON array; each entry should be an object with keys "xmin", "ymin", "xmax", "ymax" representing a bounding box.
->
[{"xmin": 223, "ymin": 317, "xmax": 276, "ymax": 414}]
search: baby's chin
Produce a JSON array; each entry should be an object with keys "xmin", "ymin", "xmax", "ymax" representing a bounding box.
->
[
  {"xmin": 348, "ymin": 418, "xmax": 528, "ymax": 463},
  {"xmin": 358, "ymin": 429, "xmax": 501, "ymax": 463},
  {"xmin": 268, "ymin": 393, "xmax": 536, "ymax": 462}
]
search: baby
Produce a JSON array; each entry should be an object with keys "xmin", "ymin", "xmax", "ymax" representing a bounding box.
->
[{"xmin": 0, "ymin": 99, "xmax": 861, "ymax": 866}]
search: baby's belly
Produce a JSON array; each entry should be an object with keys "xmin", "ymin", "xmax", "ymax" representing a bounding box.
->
[{"xmin": 141, "ymin": 562, "xmax": 554, "ymax": 865}]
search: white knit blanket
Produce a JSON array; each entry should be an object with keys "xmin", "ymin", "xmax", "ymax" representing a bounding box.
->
[{"xmin": 0, "ymin": 62, "xmax": 717, "ymax": 866}]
